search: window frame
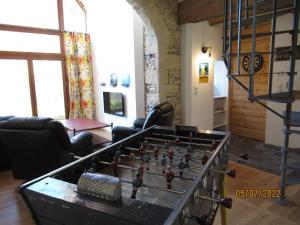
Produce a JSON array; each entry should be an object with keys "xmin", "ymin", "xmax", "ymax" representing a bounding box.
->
[{"xmin": 0, "ymin": 0, "xmax": 70, "ymax": 118}]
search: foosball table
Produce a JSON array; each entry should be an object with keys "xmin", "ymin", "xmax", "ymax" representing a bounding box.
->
[{"xmin": 20, "ymin": 125, "xmax": 239, "ymax": 225}]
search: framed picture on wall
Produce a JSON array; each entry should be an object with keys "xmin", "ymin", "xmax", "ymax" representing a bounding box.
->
[{"xmin": 199, "ymin": 63, "xmax": 209, "ymax": 83}]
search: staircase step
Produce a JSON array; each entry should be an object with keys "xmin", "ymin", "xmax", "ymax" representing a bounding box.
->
[{"xmin": 253, "ymin": 91, "xmax": 300, "ymax": 103}]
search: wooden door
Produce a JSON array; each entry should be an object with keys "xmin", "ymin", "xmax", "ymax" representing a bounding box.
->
[{"xmin": 230, "ymin": 23, "xmax": 271, "ymax": 141}]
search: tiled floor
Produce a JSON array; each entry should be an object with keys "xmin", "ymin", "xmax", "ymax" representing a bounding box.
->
[{"xmin": 229, "ymin": 135, "xmax": 300, "ymax": 185}]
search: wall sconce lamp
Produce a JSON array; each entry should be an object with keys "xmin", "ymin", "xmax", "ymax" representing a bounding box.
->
[{"xmin": 201, "ymin": 47, "xmax": 212, "ymax": 57}]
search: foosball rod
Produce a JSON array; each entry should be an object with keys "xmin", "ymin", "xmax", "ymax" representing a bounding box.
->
[
  {"xmin": 122, "ymin": 179, "xmax": 185, "ymax": 195},
  {"xmin": 98, "ymin": 160, "xmax": 196, "ymax": 181},
  {"xmin": 147, "ymin": 143, "xmax": 210, "ymax": 152},
  {"xmin": 125, "ymin": 147, "xmax": 206, "ymax": 169},
  {"xmin": 126, "ymin": 145, "xmax": 211, "ymax": 154},
  {"xmin": 125, "ymin": 147, "xmax": 154, "ymax": 153},
  {"xmin": 120, "ymin": 154, "xmax": 204, "ymax": 170},
  {"xmin": 123, "ymin": 179, "xmax": 232, "ymax": 209},
  {"xmin": 206, "ymin": 150, "xmax": 249, "ymax": 160},
  {"xmin": 150, "ymin": 132, "xmax": 221, "ymax": 142},
  {"xmin": 145, "ymin": 137, "xmax": 212, "ymax": 148}
]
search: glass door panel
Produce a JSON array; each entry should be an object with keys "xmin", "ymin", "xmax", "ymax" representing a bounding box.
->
[
  {"xmin": 0, "ymin": 59, "xmax": 32, "ymax": 116},
  {"xmin": 33, "ymin": 60, "xmax": 65, "ymax": 119}
]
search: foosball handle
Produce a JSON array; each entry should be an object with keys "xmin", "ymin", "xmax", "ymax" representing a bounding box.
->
[
  {"xmin": 227, "ymin": 169, "xmax": 236, "ymax": 178},
  {"xmin": 195, "ymin": 215, "xmax": 209, "ymax": 225},
  {"xmin": 220, "ymin": 197, "xmax": 232, "ymax": 209},
  {"xmin": 240, "ymin": 153, "xmax": 249, "ymax": 160}
]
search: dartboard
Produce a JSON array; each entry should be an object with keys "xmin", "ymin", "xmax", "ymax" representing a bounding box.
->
[{"xmin": 242, "ymin": 54, "xmax": 263, "ymax": 73}]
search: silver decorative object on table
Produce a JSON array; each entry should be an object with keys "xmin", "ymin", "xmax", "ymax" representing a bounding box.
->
[{"xmin": 77, "ymin": 173, "xmax": 122, "ymax": 201}]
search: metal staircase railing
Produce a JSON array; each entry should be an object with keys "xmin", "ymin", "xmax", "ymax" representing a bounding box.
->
[{"xmin": 223, "ymin": 0, "xmax": 300, "ymax": 204}]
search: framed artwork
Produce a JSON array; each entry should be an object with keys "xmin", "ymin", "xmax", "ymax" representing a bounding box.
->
[{"xmin": 199, "ymin": 63, "xmax": 209, "ymax": 83}]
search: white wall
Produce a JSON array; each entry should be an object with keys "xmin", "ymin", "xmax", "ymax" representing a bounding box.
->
[
  {"xmin": 133, "ymin": 12, "xmax": 145, "ymax": 118},
  {"xmin": 181, "ymin": 21, "xmax": 223, "ymax": 130},
  {"xmin": 265, "ymin": 13, "xmax": 300, "ymax": 148},
  {"xmin": 85, "ymin": 0, "xmax": 144, "ymax": 127}
]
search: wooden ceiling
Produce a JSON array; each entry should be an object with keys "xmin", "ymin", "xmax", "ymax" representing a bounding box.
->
[{"xmin": 178, "ymin": 0, "xmax": 294, "ymax": 25}]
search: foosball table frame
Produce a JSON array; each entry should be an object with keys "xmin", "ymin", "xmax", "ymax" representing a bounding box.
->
[{"xmin": 20, "ymin": 125, "xmax": 232, "ymax": 225}]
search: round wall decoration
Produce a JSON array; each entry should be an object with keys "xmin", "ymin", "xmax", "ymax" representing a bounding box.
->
[
  {"xmin": 110, "ymin": 73, "xmax": 118, "ymax": 87},
  {"xmin": 242, "ymin": 54, "xmax": 263, "ymax": 73}
]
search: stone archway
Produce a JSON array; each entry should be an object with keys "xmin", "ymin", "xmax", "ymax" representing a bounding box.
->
[{"xmin": 126, "ymin": 0, "xmax": 181, "ymax": 123}]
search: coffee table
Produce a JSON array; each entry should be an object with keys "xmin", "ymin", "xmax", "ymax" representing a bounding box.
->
[{"xmin": 60, "ymin": 118, "xmax": 112, "ymax": 147}]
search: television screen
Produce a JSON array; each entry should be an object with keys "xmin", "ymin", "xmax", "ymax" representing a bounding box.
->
[{"xmin": 103, "ymin": 92, "xmax": 125, "ymax": 116}]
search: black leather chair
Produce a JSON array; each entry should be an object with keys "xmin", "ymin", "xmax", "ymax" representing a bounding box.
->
[
  {"xmin": 0, "ymin": 115, "xmax": 15, "ymax": 170},
  {"xmin": 0, "ymin": 117, "xmax": 93, "ymax": 180},
  {"xmin": 112, "ymin": 102, "xmax": 174, "ymax": 143}
]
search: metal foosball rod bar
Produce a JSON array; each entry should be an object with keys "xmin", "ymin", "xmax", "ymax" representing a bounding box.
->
[
  {"xmin": 149, "ymin": 133, "xmax": 221, "ymax": 142},
  {"xmin": 198, "ymin": 196, "xmax": 232, "ymax": 209},
  {"xmin": 147, "ymin": 143, "xmax": 210, "ymax": 152},
  {"xmin": 98, "ymin": 160, "xmax": 196, "ymax": 181},
  {"xmin": 126, "ymin": 145, "xmax": 211, "ymax": 156},
  {"xmin": 123, "ymin": 179, "xmax": 232, "ymax": 209},
  {"xmin": 125, "ymin": 146, "xmax": 154, "ymax": 153},
  {"xmin": 122, "ymin": 179, "xmax": 185, "ymax": 195},
  {"xmin": 145, "ymin": 136, "xmax": 213, "ymax": 148},
  {"xmin": 206, "ymin": 150, "xmax": 249, "ymax": 160},
  {"xmin": 211, "ymin": 169, "xmax": 236, "ymax": 178},
  {"xmin": 120, "ymin": 154, "xmax": 203, "ymax": 170}
]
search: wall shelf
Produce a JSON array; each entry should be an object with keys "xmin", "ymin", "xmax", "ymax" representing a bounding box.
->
[{"xmin": 213, "ymin": 97, "xmax": 227, "ymax": 131}]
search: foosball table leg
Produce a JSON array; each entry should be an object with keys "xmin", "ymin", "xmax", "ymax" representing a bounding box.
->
[{"xmin": 220, "ymin": 175, "xmax": 228, "ymax": 225}]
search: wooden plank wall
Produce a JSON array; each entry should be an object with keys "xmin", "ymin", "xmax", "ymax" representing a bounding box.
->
[{"xmin": 230, "ymin": 22, "xmax": 271, "ymax": 140}]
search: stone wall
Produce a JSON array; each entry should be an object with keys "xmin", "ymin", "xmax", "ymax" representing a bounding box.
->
[{"xmin": 126, "ymin": 0, "xmax": 181, "ymax": 123}]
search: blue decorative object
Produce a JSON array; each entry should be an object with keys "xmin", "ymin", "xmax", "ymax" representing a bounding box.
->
[
  {"xmin": 110, "ymin": 73, "xmax": 118, "ymax": 87},
  {"xmin": 121, "ymin": 73, "xmax": 130, "ymax": 88}
]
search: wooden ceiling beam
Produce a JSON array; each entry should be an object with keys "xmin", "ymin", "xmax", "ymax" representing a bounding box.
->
[
  {"xmin": 178, "ymin": 0, "xmax": 224, "ymax": 24},
  {"xmin": 179, "ymin": 0, "xmax": 293, "ymax": 25}
]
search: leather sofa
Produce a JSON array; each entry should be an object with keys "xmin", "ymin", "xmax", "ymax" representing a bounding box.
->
[
  {"xmin": 0, "ymin": 115, "xmax": 15, "ymax": 170},
  {"xmin": 0, "ymin": 117, "xmax": 93, "ymax": 180},
  {"xmin": 112, "ymin": 102, "xmax": 174, "ymax": 143}
]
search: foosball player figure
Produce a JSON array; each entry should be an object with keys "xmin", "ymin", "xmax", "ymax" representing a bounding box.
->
[
  {"xmin": 143, "ymin": 140, "xmax": 149, "ymax": 149},
  {"xmin": 178, "ymin": 157, "xmax": 186, "ymax": 178},
  {"xmin": 189, "ymin": 132, "xmax": 193, "ymax": 143},
  {"xmin": 112, "ymin": 157, "xmax": 119, "ymax": 177},
  {"xmin": 138, "ymin": 165, "xmax": 145, "ymax": 178},
  {"xmin": 161, "ymin": 154, "xmax": 167, "ymax": 173},
  {"xmin": 131, "ymin": 173, "xmax": 143, "ymax": 199},
  {"xmin": 164, "ymin": 142, "xmax": 169, "ymax": 152},
  {"xmin": 130, "ymin": 152, "xmax": 135, "ymax": 161},
  {"xmin": 184, "ymin": 151, "xmax": 191, "ymax": 168},
  {"xmin": 175, "ymin": 136, "xmax": 181, "ymax": 145},
  {"xmin": 144, "ymin": 152, "xmax": 151, "ymax": 170},
  {"xmin": 212, "ymin": 140, "xmax": 218, "ymax": 149},
  {"xmin": 168, "ymin": 147, "xmax": 174, "ymax": 163},
  {"xmin": 115, "ymin": 149, "xmax": 122, "ymax": 163},
  {"xmin": 138, "ymin": 144, "xmax": 145, "ymax": 161},
  {"xmin": 153, "ymin": 145, "xmax": 159, "ymax": 160},
  {"xmin": 201, "ymin": 152, "xmax": 209, "ymax": 165},
  {"xmin": 187, "ymin": 144, "xmax": 193, "ymax": 154},
  {"xmin": 165, "ymin": 165, "xmax": 175, "ymax": 189}
]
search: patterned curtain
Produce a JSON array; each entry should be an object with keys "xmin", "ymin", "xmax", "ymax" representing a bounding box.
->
[{"xmin": 64, "ymin": 32, "xmax": 96, "ymax": 119}]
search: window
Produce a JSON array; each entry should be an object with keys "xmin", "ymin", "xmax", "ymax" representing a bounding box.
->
[
  {"xmin": 0, "ymin": 59, "xmax": 32, "ymax": 116},
  {"xmin": 63, "ymin": 0, "xmax": 86, "ymax": 32},
  {"xmin": 0, "ymin": 0, "xmax": 59, "ymax": 29},
  {"xmin": 0, "ymin": 31, "xmax": 61, "ymax": 53},
  {"xmin": 0, "ymin": 0, "xmax": 87, "ymax": 118},
  {"xmin": 33, "ymin": 60, "xmax": 65, "ymax": 119}
]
